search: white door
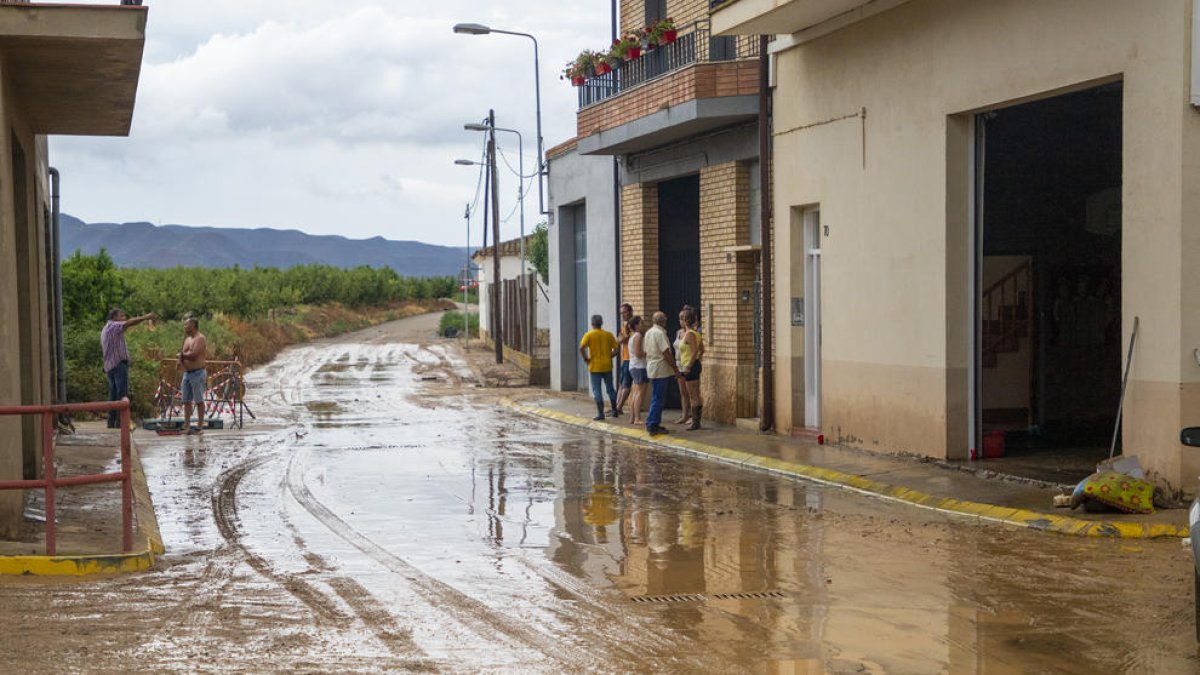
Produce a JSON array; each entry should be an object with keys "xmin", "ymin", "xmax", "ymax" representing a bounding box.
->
[{"xmin": 803, "ymin": 208, "xmax": 822, "ymax": 428}]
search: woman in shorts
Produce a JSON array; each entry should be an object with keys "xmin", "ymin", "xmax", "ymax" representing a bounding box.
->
[
  {"xmin": 678, "ymin": 305, "xmax": 705, "ymax": 430},
  {"xmin": 626, "ymin": 316, "xmax": 649, "ymax": 425}
]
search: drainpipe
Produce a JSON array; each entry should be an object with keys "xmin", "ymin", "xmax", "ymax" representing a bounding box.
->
[
  {"xmin": 48, "ymin": 164, "xmax": 70, "ymax": 425},
  {"xmin": 611, "ymin": 0, "xmax": 622, "ymax": 318},
  {"xmin": 49, "ymin": 167, "xmax": 67, "ymax": 414},
  {"xmin": 757, "ymin": 36, "xmax": 775, "ymax": 433}
]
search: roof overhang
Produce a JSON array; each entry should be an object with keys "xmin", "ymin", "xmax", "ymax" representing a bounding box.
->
[
  {"xmin": 578, "ymin": 95, "xmax": 758, "ymax": 156},
  {"xmin": 712, "ymin": 0, "xmax": 909, "ymax": 37},
  {"xmin": 0, "ymin": 4, "xmax": 147, "ymax": 136}
]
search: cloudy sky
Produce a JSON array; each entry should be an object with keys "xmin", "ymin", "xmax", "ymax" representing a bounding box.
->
[{"xmin": 51, "ymin": 1, "xmax": 612, "ymax": 246}]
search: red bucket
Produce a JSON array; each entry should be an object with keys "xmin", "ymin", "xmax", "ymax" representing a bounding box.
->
[{"xmin": 982, "ymin": 430, "xmax": 1005, "ymax": 459}]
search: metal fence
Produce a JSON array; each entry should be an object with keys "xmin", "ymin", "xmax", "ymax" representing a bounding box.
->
[
  {"xmin": 153, "ymin": 359, "xmax": 255, "ymax": 429},
  {"xmin": 578, "ymin": 20, "xmax": 762, "ymax": 109},
  {"xmin": 0, "ymin": 399, "xmax": 134, "ymax": 555}
]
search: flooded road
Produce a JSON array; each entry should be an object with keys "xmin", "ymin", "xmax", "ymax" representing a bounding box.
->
[{"xmin": 1, "ymin": 315, "xmax": 1198, "ymax": 673}]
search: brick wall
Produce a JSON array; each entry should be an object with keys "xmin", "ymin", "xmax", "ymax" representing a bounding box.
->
[
  {"xmin": 698, "ymin": 160, "xmax": 758, "ymax": 421},
  {"xmin": 621, "ymin": 182, "xmax": 659, "ymax": 316},
  {"xmin": 577, "ymin": 60, "xmax": 759, "ymax": 138},
  {"xmin": 620, "ymin": 0, "xmax": 707, "ymax": 34}
]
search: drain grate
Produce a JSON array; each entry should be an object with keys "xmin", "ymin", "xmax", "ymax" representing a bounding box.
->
[
  {"xmin": 630, "ymin": 590, "xmax": 786, "ymax": 604},
  {"xmin": 710, "ymin": 590, "xmax": 787, "ymax": 601},
  {"xmin": 630, "ymin": 594, "xmax": 707, "ymax": 604}
]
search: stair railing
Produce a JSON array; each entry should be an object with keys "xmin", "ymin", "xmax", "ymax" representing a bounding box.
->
[{"xmin": 981, "ymin": 260, "xmax": 1032, "ymax": 363}]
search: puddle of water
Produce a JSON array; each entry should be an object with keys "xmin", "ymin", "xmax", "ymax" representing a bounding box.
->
[{"xmin": 14, "ymin": 336, "xmax": 1194, "ymax": 674}]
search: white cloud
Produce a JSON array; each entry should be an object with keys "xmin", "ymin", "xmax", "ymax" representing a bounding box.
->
[{"xmin": 50, "ymin": 1, "xmax": 612, "ymax": 246}]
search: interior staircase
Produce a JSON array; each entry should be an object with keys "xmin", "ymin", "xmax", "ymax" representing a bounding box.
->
[{"xmin": 981, "ymin": 259, "xmax": 1033, "ymax": 428}]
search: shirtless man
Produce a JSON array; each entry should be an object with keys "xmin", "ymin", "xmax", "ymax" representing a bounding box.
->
[{"xmin": 178, "ymin": 318, "xmax": 208, "ymax": 434}]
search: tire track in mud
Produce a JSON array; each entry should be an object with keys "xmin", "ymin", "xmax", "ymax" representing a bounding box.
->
[
  {"xmin": 230, "ymin": 346, "xmax": 441, "ymax": 664},
  {"xmin": 284, "ymin": 450, "xmax": 598, "ymax": 669},
  {"xmin": 212, "ymin": 454, "xmax": 350, "ymax": 625},
  {"xmin": 263, "ymin": 338, "xmax": 693, "ymax": 668}
]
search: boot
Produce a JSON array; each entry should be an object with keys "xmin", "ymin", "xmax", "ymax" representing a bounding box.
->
[
  {"xmin": 687, "ymin": 406, "xmax": 702, "ymax": 430},
  {"xmin": 594, "ymin": 401, "xmax": 606, "ymax": 421}
]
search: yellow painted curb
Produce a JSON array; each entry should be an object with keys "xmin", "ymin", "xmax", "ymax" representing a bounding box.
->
[
  {"xmin": 0, "ymin": 548, "xmax": 154, "ymax": 576},
  {"xmin": 505, "ymin": 399, "xmax": 1189, "ymax": 540},
  {"xmin": 0, "ymin": 436, "xmax": 163, "ymax": 576}
]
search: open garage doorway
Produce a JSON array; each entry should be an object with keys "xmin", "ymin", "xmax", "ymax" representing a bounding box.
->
[{"xmin": 975, "ymin": 82, "xmax": 1122, "ymax": 482}]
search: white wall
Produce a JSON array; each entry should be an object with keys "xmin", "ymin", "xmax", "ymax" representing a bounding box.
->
[{"xmin": 547, "ymin": 145, "xmax": 618, "ymax": 392}]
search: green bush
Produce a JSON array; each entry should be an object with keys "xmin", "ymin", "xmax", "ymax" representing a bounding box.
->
[{"xmin": 438, "ymin": 311, "xmax": 479, "ymax": 338}]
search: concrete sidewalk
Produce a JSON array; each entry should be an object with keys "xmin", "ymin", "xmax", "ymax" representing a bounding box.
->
[
  {"xmin": 0, "ymin": 421, "xmax": 162, "ymax": 575},
  {"xmin": 507, "ymin": 391, "xmax": 1189, "ymax": 540}
]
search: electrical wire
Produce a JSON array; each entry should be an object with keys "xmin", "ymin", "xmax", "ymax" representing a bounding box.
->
[
  {"xmin": 466, "ymin": 134, "xmax": 488, "ymax": 218},
  {"xmin": 496, "ymin": 145, "xmax": 539, "ymax": 179}
]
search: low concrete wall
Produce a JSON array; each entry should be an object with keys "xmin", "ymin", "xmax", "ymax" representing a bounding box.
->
[{"xmin": 482, "ymin": 334, "xmax": 549, "ymax": 386}]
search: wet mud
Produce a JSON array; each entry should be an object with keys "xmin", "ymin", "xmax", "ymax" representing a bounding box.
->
[{"xmin": 0, "ymin": 313, "xmax": 1197, "ymax": 673}]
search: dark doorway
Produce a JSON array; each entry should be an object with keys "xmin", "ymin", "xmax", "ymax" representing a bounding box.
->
[
  {"xmin": 657, "ymin": 175, "xmax": 700, "ymax": 409},
  {"xmin": 977, "ymin": 82, "xmax": 1123, "ymax": 477}
]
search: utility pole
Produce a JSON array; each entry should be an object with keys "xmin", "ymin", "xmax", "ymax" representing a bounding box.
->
[
  {"xmin": 463, "ymin": 202, "xmax": 471, "ymax": 343},
  {"xmin": 489, "ymin": 109, "xmax": 503, "ymax": 364}
]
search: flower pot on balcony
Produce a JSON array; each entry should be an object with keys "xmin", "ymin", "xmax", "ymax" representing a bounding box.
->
[
  {"xmin": 660, "ymin": 29, "xmax": 677, "ymax": 45},
  {"xmin": 624, "ymin": 46, "xmax": 641, "ymax": 61},
  {"xmin": 571, "ymin": 75, "xmax": 586, "ymax": 86},
  {"xmin": 594, "ymin": 61, "xmax": 612, "ymax": 76}
]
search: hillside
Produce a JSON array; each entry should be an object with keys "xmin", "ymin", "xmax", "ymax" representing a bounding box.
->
[{"xmin": 59, "ymin": 214, "xmax": 471, "ymax": 277}]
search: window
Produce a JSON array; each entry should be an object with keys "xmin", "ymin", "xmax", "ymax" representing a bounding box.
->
[{"xmin": 645, "ymin": 0, "xmax": 666, "ymax": 24}]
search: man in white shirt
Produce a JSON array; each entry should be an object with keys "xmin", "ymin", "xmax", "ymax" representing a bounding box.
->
[{"xmin": 643, "ymin": 311, "xmax": 683, "ymax": 435}]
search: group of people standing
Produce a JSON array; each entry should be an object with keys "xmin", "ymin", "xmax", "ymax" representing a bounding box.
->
[
  {"xmin": 578, "ymin": 302, "xmax": 704, "ymax": 436},
  {"xmin": 100, "ymin": 308, "xmax": 210, "ymax": 434}
]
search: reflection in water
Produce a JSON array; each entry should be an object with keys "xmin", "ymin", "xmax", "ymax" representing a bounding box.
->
[
  {"xmin": 467, "ymin": 431, "xmax": 1196, "ymax": 673},
  {"xmin": 222, "ymin": 339, "xmax": 1199, "ymax": 672}
]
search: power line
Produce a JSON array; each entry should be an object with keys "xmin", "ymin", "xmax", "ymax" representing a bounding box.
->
[{"xmin": 466, "ymin": 135, "xmax": 488, "ymax": 218}]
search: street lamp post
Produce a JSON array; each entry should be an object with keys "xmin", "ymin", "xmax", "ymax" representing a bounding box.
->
[
  {"xmin": 465, "ymin": 121, "xmax": 534, "ymax": 355},
  {"xmin": 455, "ymin": 144, "xmax": 502, "ymax": 364},
  {"xmin": 465, "ymin": 123, "xmax": 525, "ymax": 278},
  {"xmin": 462, "ymin": 202, "xmax": 470, "ymax": 342},
  {"xmin": 453, "ymin": 23, "xmax": 547, "ymax": 216}
]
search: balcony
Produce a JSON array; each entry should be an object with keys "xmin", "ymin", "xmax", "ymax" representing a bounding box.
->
[
  {"xmin": 0, "ymin": 1, "xmax": 147, "ymax": 135},
  {"xmin": 576, "ymin": 20, "xmax": 761, "ymax": 156}
]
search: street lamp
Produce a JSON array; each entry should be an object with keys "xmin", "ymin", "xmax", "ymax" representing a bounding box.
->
[
  {"xmin": 455, "ymin": 160, "xmax": 485, "ymax": 343},
  {"xmin": 452, "ymin": 22, "xmax": 546, "ymax": 215},
  {"xmin": 464, "ymin": 122, "xmax": 526, "ymax": 278}
]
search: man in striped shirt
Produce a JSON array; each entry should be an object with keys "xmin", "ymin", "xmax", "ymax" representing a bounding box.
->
[{"xmin": 100, "ymin": 308, "xmax": 156, "ymax": 428}]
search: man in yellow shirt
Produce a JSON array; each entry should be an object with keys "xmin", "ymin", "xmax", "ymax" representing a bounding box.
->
[{"xmin": 579, "ymin": 314, "xmax": 619, "ymax": 421}]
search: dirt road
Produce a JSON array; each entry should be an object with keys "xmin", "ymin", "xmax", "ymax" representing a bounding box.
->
[{"xmin": 0, "ymin": 312, "xmax": 1196, "ymax": 673}]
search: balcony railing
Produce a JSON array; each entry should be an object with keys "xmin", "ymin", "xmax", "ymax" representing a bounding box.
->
[
  {"xmin": 0, "ymin": 1, "xmax": 144, "ymax": 4},
  {"xmin": 578, "ymin": 20, "xmax": 761, "ymax": 109}
]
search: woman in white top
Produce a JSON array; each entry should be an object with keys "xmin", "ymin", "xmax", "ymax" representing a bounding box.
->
[{"xmin": 626, "ymin": 316, "xmax": 649, "ymax": 425}]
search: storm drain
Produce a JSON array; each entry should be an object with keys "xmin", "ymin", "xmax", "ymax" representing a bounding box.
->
[
  {"xmin": 710, "ymin": 591, "xmax": 787, "ymax": 601},
  {"xmin": 630, "ymin": 590, "xmax": 786, "ymax": 604},
  {"xmin": 630, "ymin": 594, "xmax": 707, "ymax": 604}
]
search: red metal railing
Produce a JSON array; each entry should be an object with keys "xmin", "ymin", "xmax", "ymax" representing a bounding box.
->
[{"xmin": 0, "ymin": 399, "xmax": 133, "ymax": 555}]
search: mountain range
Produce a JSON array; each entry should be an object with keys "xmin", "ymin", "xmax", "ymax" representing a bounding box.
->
[{"xmin": 59, "ymin": 214, "xmax": 472, "ymax": 278}]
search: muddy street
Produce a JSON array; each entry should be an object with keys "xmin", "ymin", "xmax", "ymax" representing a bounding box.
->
[{"xmin": 0, "ymin": 314, "xmax": 1197, "ymax": 673}]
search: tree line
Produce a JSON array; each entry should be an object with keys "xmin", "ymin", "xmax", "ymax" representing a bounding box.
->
[
  {"xmin": 60, "ymin": 249, "xmax": 457, "ymax": 412},
  {"xmin": 62, "ymin": 249, "xmax": 457, "ymax": 325}
]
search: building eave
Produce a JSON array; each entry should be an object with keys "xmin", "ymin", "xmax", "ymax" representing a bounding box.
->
[
  {"xmin": 0, "ymin": 4, "xmax": 147, "ymax": 136},
  {"xmin": 711, "ymin": 0, "xmax": 912, "ymax": 37}
]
